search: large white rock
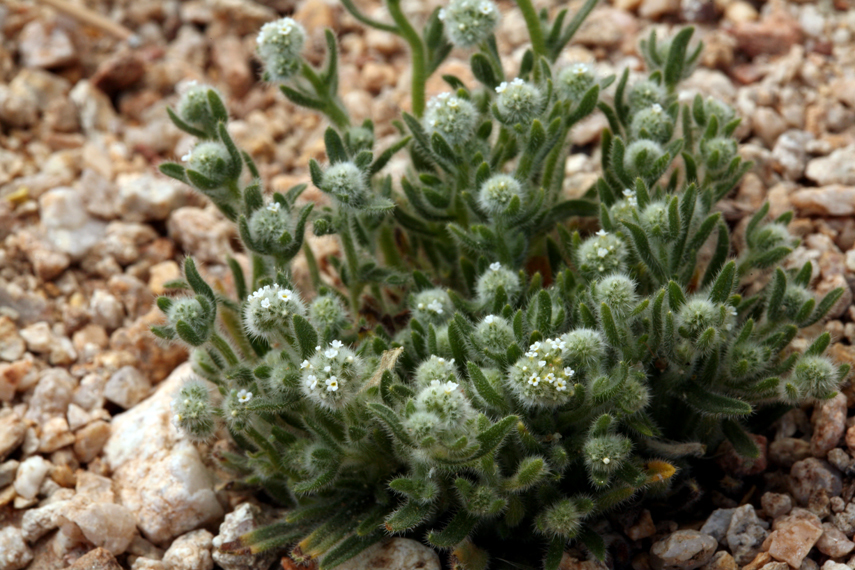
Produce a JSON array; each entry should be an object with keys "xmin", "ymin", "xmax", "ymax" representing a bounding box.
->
[
  {"xmin": 104, "ymin": 363, "xmax": 224, "ymax": 545},
  {"xmin": 0, "ymin": 527, "xmax": 33, "ymax": 570}
]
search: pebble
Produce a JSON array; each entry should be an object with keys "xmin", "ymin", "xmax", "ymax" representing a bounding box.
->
[
  {"xmin": 812, "ymin": 393, "xmax": 848, "ymax": 457},
  {"xmin": 104, "ymin": 366, "xmax": 152, "ymax": 409},
  {"xmin": 732, "ymin": 8, "xmax": 802, "ymax": 57},
  {"xmin": 14, "ymin": 455, "xmax": 52, "ymax": 500},
  {"xmin": 0, "ymin": 316, "xmax": 25, "ymax": 362},
  {"xmin": 700, "ymin": 551, "xmax": 737, "ymax": 570},
  {"xmin": 0, "ymin": 527, "xmax": 33, "ymax": 570},
  {"xmin": 162, "ymin": 529, "xmax": 214, "ymax": 570},
  {"xmin": 806, "ymin": 147, "xmax": 855, "ymax": 186},
  {"xmin": 626, "ymin": 509, "xmax": 657, "ymax": 541},
  {"xmin": 67, "ymin": 547, "xmax": 123, "ymax": 570},
  {"xmin": 212, "ymin": 503, "xmax": 276, "ymax": 570},
  {"xmin": 817, "ymin": 523, "xmax": 855, "ymax": 558},
  {"xmin": 650, "ymin": 530, "xmax": 717, "ymax": 570},
  {"xmin": 700, "ymin": 508, "xmax": 736, "ymax": 544},
  {"xmin": 70, "ymin": 81, "xmax": 121, "ymax": 134},
  {"xmin": 0, "ymin": 460, "xmax": 18, "ymax": 488},
  {"xmin": 336, "ymin": 538, "xmax": 441, "ymax": 570},
  {"xmin": 19, "ymin": 321, "xmax": 52, "ymax": 353},
  {"xmin": 116, "ymin": 173, "xmax": 188, "ymax": 223},
  {"xmin": 791, "ymin": 458, "xmax": 843, "ymax": 505},
  {"xmin": 831, "ymin": 501, "xmax": 855, "ymax": 536},
  {"xmin": 792, "ymin": 186, "xmax": 855, "ymax": 217},
  {"xmin": 0, "ymin": 411, "xmax": 25, "ymax": 461},
  {"xmin": 771, "ymin": 130, "xmax": 812, "ymax": 180},
  {"xmin": 38, "ymin": 416, "xmax": 75, "ymax": 453},
  {"xmin": 761, "ymin": 493, "xmax": 793, "ymax": 519},
  {"xmin": 821, "ymin": 562, "xmax": 848, "ymax": 570},
  {"xmin": 148, "ymin": 261, "xmax": 181, "ymax": 295},
  {"xmin": 211, "ymin": 35, "xmax": 252, "ymax": 98},
  {"xmin": 765, "ymin": 510, "xmax": 823, "ymax": 567},
  {"xmin": 65, "ymin": 502, "xmax": 138, "ymax": 555},
  {"xmin": 726, "ymin": 504, "xmax": 769, "ymax": 565},
  {"xmin": 73, "ymin": 420, "xmax": 111, "ymax": 463},
  {"xmin": 752, "ymin": 108, "xmax": 788, "ymax": 149},
  {"xmin": 18, "ymin": 20, "xmax": 77, "ymax": 69},
  {"xmin": 39, "ymin": 187, "xmax": 107, "ymax": 260},
  {"xmin": 167, "ymin": 207, "xmax": 234, "ymax": 264},
  {"xmin": 103, "ymin": 363, "xmax": 223, "ymax": 544},
  {"xmin": 24, "ymin": 368, "xmax": 76, "ymax": 424}
]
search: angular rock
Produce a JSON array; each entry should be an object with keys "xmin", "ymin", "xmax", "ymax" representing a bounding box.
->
[
  {"xmin": 212, "ymin": 503, "xmax": 276, "ymax": 570},
  {"xmin": 701, "ymin": 551, "xmax": 737, "ymax": 570},
  {"xmin": 772, "ymin": 130, "xmax": 812, "ymax": 180},
  {"xmin": 116, "ymin": 173, "xmax": 188, "ymax": 223},
  {"xmin": 700, "ymin": 508, "xmax": 735, "ymax": 544},
  {"xmin": 792, "ymin": 186, "xmax": 855, "ymax": 217},
  {"xmin": 811, "ymin": 393, "xmax": 847, "ymax": 457},
  {"xmin": 39, "ymin": 187, "xmax": 106, "ymax": 260},
  {"xmin": 0, "ymin": 527, "xmax": 33, "ymax": 570},
  {"xmin": 791, "ymin": 458, "xmax": 843, "ymax": 505},
  {"xmin": 73, "ymin": 420, "xmax": 111, "ymax": 463},
  {"xmin": 104, "ymin": 366, "xmax": 151, "ymax": 409},
  {"xmin": 90, "ymin": 290, "xmax": 125, "ymax": 331},
  {"xmin": 766, "ymin": 513, "xmax": 823, "ymax": 567},
  {"xmin": 167, "ymin": 207, "xmax": 234, "ymax": 264},
  {"xmin": 103, "ymin": 363, "xmax": 223, "ymax": 544},
  {"xmin": 20, "ymin": 321, "xmax": 52, "ymax": 353},
  {"xmin": 163, "ymin": 529, "xmax": 214, "ymax": 570},
  {"xmin": 39, "ymin": 416, "xmax": 75, "ymax": 453},
  {"xmin": 18, "ymin": 20, "xmax": 77, "ymax": 69},
  {"xmin": 0, "ymin": 316, "xmax": 25, "ymax": 362},
  {"xmin": 62, "ymin": 502, "xmax": 138, "ymax": 555},
  {"xmin": 0, "ymin": 460, "xmax": 18, "ymax": 488},
  {"xmin": 67, "ymin": 547, "xmax": 122, "ymax": 570},
  {"xmin": 24, "ymin": 368, "xmax": 76, "ymax": 424},
  {"xmin": 0, "ymin": 411, "xmax": 25, "ymax": 461},
  {"xmin": 806, "ymin": 146, "xmax": 855, "ymax": 186},
  {"xmin": 726, "ymin": 504, "xmax": 769, "ymax": 565},
  {"xmin": 336, "ymin": 538, "xmax": 441, "ymax": 570},
  {"xmin": 761, "ymin": 493, "xmax": 793, "ymax": 519},
  {"xmin": 14, "ymin": 455, "xmax": 52, "ymax": 500},
  {"xmin": 650, "ymin": 530, "xmax": 717, "ymax": 570},
  {"xmin": 816, "ymin": 523, "xmax": 855, "ymax": 558}
]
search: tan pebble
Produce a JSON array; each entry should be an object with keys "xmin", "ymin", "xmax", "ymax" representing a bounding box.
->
[
  {"xmin": 73, "ymin": 420, "xmax": 111, "ymax": 464},
  {"xmin": 148, "ymin": 260, "xmax": 181, "ymax": 296},
  {"xmin": 725, "ymin": 1, "xmax": 758, "ymax": 23}
]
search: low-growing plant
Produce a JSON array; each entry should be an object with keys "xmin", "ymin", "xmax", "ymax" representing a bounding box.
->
[{"xmin": 155, "ymin": 1, "xmax": 849, "ymax": 568}]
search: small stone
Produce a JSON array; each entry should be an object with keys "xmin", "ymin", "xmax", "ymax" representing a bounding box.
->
[
  {"xmin": 758, "ymin": 563, "xmax": 788, "ymax": 570},
  {"xmin": 806, "ymin": 146, "xmax": 855, "ymax": 186},
  {"xmin": 700, "ymin": 508, "xmax": 735, "ymax": 544},
  {"xmin": 639, "ymin": 0, "xmax": 680, "ymax": 19},
  {"xmin": 772, "ymin": 130, "xmax": 812, "ymax": 180},
  {"xmin": 752, "ymin": 108, "xmax": 788, "ymax": 148},
  {"xmin": 770, "ymin": 438, "xmax": 811, "ymax": 467},
  {"xmin": 65, "ymin": 502, "xmax": 138, "ymax": 555},
  {"xmin": 211, "ymin": 35, "xmax": 252, "ymax": 98},
  {"xmin": 25, "ymin": 368, "xmax": 76, "ymax": 424},
  {"xmin": 0, "ymin": 527, "xmax": 33, "ymax": 570},
  {"xmin": 766, "ymin": 513, "xmax": 823, "ymax": 567},
  {"xmin": 336, "ymin": 538, "xmax": 440, "ymax": 570},
  {"xmin": 163, "ymin": 529, "xmax": 214, "ymax": 570},
  {"xmin": 0, "ymin": 317, "xmax": 25, "ymax": 362},
  {"xmin": 39, "ymin": 416, "xmax": 75, "ymax": 453},
  {"xmin": 67, "ymin": 547, "xmax": 123, "ymax": 570},
  {"xmin": 650, "ymin": 530, "xmax": 717, "ymax": 570},
  {"xmin": 701, "ymin": 551, "xmax": 737, "ymax": 570},
  {"xmin": 14, "ymin": 455, "xmax": 52, "ymax": 500},
  {"xmin": 761, "ymin": 493, "xmax": 793, "ymax": 519},
  {"xmin": 167, "ymin": 207, "xmax": 234, "ymax": 264},
  {"xmin": 91, "ymin": 52, "xmax": 146, "ymax": 94},
  {"xmin": 70, "ymin": 80, "xmax": 121, "ymax": 134},
  {"xmin": 791, "ymin": 458, "xmax": 843, "ymax": 505},
  {"xmin": 90, "ymin": 290, "xmax": 126, "ymax": 331},
  {"xmin": 149, "ymin": 261, "xmax": 181, "ymax": 296},
  {"xmin": 724, "ymin": 1, "xmax": 757, "ymax": 23},
  {"xmin": 812, "ymin": 393, "xmax": 848, "ymax": 457},
  {"xmin": 18, "ymin": 20, "xmax": 77, "ymax": 69},
  {"xmin": 742, "ymin": 552, "xmax": 772, "ymax": 570},
  {"xmin": 816, "ymin": 523, "xmax": 855, "ymax": 558},
  {"xmin": 0, "ymin": 460, "xmax": 19, "ymax": 488},
  {"xmin": 626, "ymin": 510, "xmax": 656, "ymax": 541},
  {"xmin": 74, "ymin": 420, "xmax": 111, "ymax": 463},
  {"xmin": 116, "ymin": 173, "xmax": 188, "ymax": 223},
  {"xmin": 104, "ymin": 366, "xmax": 151, "ymax": 409},
  {"xmin": 792, "ymin": 186, "xmax": 855, "ymax": 217},
  {"xmin": 732, "ymin": 9, "xmax": 802, "ymax": 57},
  {"xmin": 212, "ymin": 503, "xmax": 276, "ymax": 570},
  {"xmin": 726, "ymin": 504, "xmax": 769, "ymax": 565},
  {"xmin": 821, "ymin": 562, "xmax": 848, "ymax": 570},
  {"xmin": 39, "ymin": 187, "xmax": 107, "ymax": 260},
  {"xmin": 21, "ymin": 497, "xmax": 70, "ymax": 542},
  {"xmin": 0, "ymin": 411, "xmax": 25, "ymax": 461},
  {"xmin": 19, "ymin": 321, "xmax": 52, "ymax": 353}
]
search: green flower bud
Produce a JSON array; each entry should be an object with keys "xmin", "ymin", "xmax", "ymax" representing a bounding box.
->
[
  {"xmin": 628, "ymin": 79, "xmax": 665, "ymax": 113},
  {"xmin": 557, "ymin": 63, "xmax": 596, "ymax": 102},
  {"xmin": 704, "ymin": 97, "xmax": 735, "ymax": 126},
  {"xmin": 321, "ymin": 162, "xmax": 369, "ymax": 209},
  {"xmin": 495, "ymin": 79, "xmax": 542, "ymax": 126},
  {"xmin": 594, "ymin": 274, "xmax": 637, "ymax": 318},
  {"xmin": 167, "ymin": 298, "xmax": 211, "ymax": 345},
  {"xmin": 791, "ymin": 355, "xmax": 839, "ymax": 400},
  {"xmin": 256, "ymin": 18, "xmax": 306, "ymax": 81},
  {"xmin": 752, "ymin": 223, "xmax": 793, "ymax": 251},
  {"xmin": 477, "ymin": 174, "xmax": 525, "ymax": 216},
  {"xmin": 507, "ymin": 337, "xmax": 576, "ymax": 408},
  {"xmin": 560, "ymin": 328, "xmax": 604, "ymax": 372},
  {"xmin": 172, "ymin": 380, "xmax": 216, "ymax": 441},
  {"xmin": 584, "ymin": 434, "xmax": 632, "ymax": 483},
  {"xmin": 176, "ymin": 82, "xmax": 224, "ymax": 130},
  {"xmin": 475, "ymin": 262, "xmax": 522, "ymax": 304},
  {"xmin": 309, "ymin": 294, "xmax": 349, "ymax": 335},
  {"xmin": 640, "ymin": 200, "xmax": 669, "ymax": 238},
  {"xmin": 244, "ymin": 284, "xmax": 306, "ymax": 339},
  {"xmin": 404, "ymin": 410, "xmax": 442, "ymax": 442},
  {"xmin": 728, "ymin": 341, "xmax": 770, "ymax": 378},
  {"xmin": 617, "ymin": 372, "xmax": 650, "ymax": 414},
  {"xmin": 609, "ymin": 190, "xmax": 638, "ymax": 225},
  {"xmin": 700, "ymin": 137, "xmax": 737, "ymax": 172},
  {"xmin": 677, "ymin": 297, "xmax": 725, "ymax": 347},
  {"xmin": 630, "ymin": 104, "xmax": 674, "ymax": 144},
  {"xmin": 414, "ymin": 379, "xmax": 476, "ymax": 429},
  {"xmin": 424, "ymin": 93, "xmax": 477, "ymax": 147},
  {"xmin": 474, "ymin": 315, "xmax": 515, "ymax": 354},
  {"xmin": 414, "ymin": 355, "xmax": 459, "ymax": 388},
  {"xmin": 184, "ymin": 142, "xmax": 234, "ymax": 187},
  {"xmin": 345, "ymin": 126, "xmax": 374, "ymax": 153},
  {"xmin": 412, "ymin": 289, "xmax": 454, "ymax": 325},
  {"xmin": 249, "ymin": 202, "xmax": 290, "ymax": 250},
  {"xmin": 782, "ymin": 285, "xmax": 813, "ymax": 320},
  {"xmin": 223, "ymin": 387, "xmax": 254, "ymax": 430},
  {"xmin": 576, "ymin": 230, "xmax": 627, "ymax": 280},
  {"xmin": 624, "ymin": 140, "xmax": 664, "ymax": 179},
  {"xmin": 439, "ymin": 0, "xmax": 500, "ymax": 48},
  {"xmin": 300, "ymin": 340, "xmax": 365, "ymax": 410},
  {"xmin": 536, "ymin": 499, "xmax": 582, "ymax": 538}
]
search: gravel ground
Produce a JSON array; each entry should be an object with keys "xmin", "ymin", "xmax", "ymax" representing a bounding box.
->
[{"xmin": 3, "ymin": 0, "xmax": 855, "ymax": 568}]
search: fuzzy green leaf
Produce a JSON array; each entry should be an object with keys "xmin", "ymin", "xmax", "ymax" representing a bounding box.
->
[
  {"xmin": 367, "ymin": 403, "xmax": 413, "ymax": 447},
  {"xmin": 721, "ymin": 419, "xmax": 760, "ymax": 459},
  {"xmin": 427, "ymin": 511, "xmax": 478, "ymax": 548}
]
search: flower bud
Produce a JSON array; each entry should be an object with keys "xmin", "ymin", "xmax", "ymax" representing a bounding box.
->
[
  {"xmin": 677, "ymin": 297, "xmax": 719, "ymax": 338},
  {"xmin": 176, "ymin": 82, "xmax": 223, "ymax": 131},
  {"xmin": 594, "ymin": 274, "xmax": 637, "ymax": 318},
  {"xmin": 300, "ymin": 340, "xmax": 365, "ymax": 410},
  {"xmin": 412, "ymin": 289, "xmax": 454, "ymax": 325},
  {"xmin": 184, "ymin": 142, "xmax": 234, "ymax": 187},
  {"xmin": 477, "ymin": 174, "xmax": 525, "ymax": 216},
  {"xmin": 704, "ymin": 97, "xmax": 735, "ymax": 126},
  {"xmin": 172, "ymin": 380, "xmax": 216, "ymax": 441},
  {"xmin": 167, "ymin": 298, "xmax": 211, "ymax": 345},
  {"xmin": 624, "ymin": 140, "xmax": 664, "ymax": 179},
  {"xmin": 414, "ymin": 355, "xmax": 459, "ymax": 388},
  {"xmin": 256, "ymin": 18, "xmax": 306, "ymax": 81},
  {"xmin": 752, "ymin": 223, "xmax": 793, "ymax": 252},
  {"xmin": 617, "ymin": 372, "xmax": 650, "ymax": 414},
  {"xmin": 249, "ymin": 202, "xmax": 290, "ymax": 250},
  {"xmin": 728, "ymin": 341, "xmax": 769, "ymax": 378},
  {"xmin": 700, "ymin": 137, "xmax": 737, "ymax": 173},
  {"xmin": 628, "ymin": 79, "xmax": 665, "ymax": 114},
  {"xmin": 321, "ymin": 162, "xmax": 369, "ymax": 209},
  {"xmin": 475, "ymin": 262, "xmax": 522, "ymax": 305},
  {"xmin": 557, "ymin": 63, "xmax": 596, "ymax": 102},
  {"xmin": 507, "ymin": 337, "xmax": 576, "ymax": 408},
  {"xmin": 244, "ymin": 284, "xmax": 306, "ymax": 339},
  {"xmin": 535, "ymin": 499, "xmax": 582, "ymax": 538},
  {"xmin": 640, "ymin": 201, "xmax": 669, "ymax": 238},
  {"xmin": 782, "ymin": 285, "xmax": 813, "ymax": 320},
  {"xmin": 309, "ymin": 294, "xmax": 349, "ymax": 335},
  {"xmin": 630, "ymin": 104, "xmax": 674, "ymax": 144},
  {"xmin": 791, "ymin": 355, "xmax": 839, "ymax": 400},
  {"xmin": 223, "ymin": 387, "xmax": 254, "ymax": 430},
  {"xmin": 495, "ymin": 79, "xmax": 542, "ymax": 125},
  {"xmin": 345, "ymin": 126, "xmax": 374, "ymax": 153},
  {"xmin": 576, "ymin": 230, "xmax": 627, "ymax": 280},
  {"xmin": 473, "ymin": 315, "xmax": 515, "ymax": 354},
  {"xmin": 424, "ymin": 93, "xmax": 477, "ymax": 147},
  {"xmin": 584, "ymin": 434, "xmax": 632, "ymax": 482},
  {"xmin": 415, "ymin": 380, "xmax": 475, "ymax": 430},
  {"xmin": 404, "ymin": 410, "xmax": 442, "ymax": 442},
  {"xmin": 439, "ymin": 0, "xmax": 500, "ymax": 48},
  {"xmin": 560, "ymin": 328, "xmax": 604, "ymax": 372}
]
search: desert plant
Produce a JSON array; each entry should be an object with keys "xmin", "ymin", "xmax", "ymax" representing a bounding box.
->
[{"xmin": 155, "ymin": 3, "xmax": 848, "ymax": 569}]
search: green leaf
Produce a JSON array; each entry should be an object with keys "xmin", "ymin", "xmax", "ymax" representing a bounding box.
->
[
  {"xmin": 802, "ymin": 287, "xmax": 844, "ymax": 327},
  {"xmin": 766, "ymin": 268, "xmax": 787, "ymax": 322},
  {"xmin": 370, "ymin": 136, "xmax": 412, "ymax": 176},
  {"xmin": 207, "ymin": 88, "xmax": 229, "ymax": 123},
  {"xmin": 544, "ymin": 537, "xmax": 566, "ymax": 570},
  {"xmin": 721, "ymin": 419, "xmax": 760, "ymax": 459},
  {"xmin": 427, "ymin": 511, "xmax": 478, "ymax": 548},
  {"xmin": 469, "ymin": 415, "xmax": 518, "ymax": 461},
  {"xmin": 367, "ymin": 403, "xmax": 413, "ymax": 447},
  {"xmin": 622, "ymin": 221, "xmax": 667, "ymax": 282},
  {"xmin": 684, "ymin": 382, "xmax": 752, "ymax": 416},
  {"xmin": 471, "ymin": 52, "xmax": 499, "ymax": 89},
  {"xmin": 293, "ymin": 315, "xmax": 319, "ymax": 360},
  {"xmin": 663, "ymin": 27, "xmax": 694, "ymax": 88},
  {"xmin": 159, "ymin": 162, "xmax": 187, "ymax": 182},
  {"xmin": 709, "ymin": 261, "xmax": 736, "ymax": 304},
  {"xmin": 389, "ymin": 477, "xmax": 438, "ymax": 504},
  {"xmin": 385, "ymin": 500, "xmax": 432, "ymax": 532},
  {"xmin": 280, "ymin": 85, "xmax": 327, "ymax": 111},
  {"xmin": 325, "ymin": 127, "xmax": 348, "ymax": 164},
  {"xmin": 578, "ymin": 526, "xmax": 606, "ymax": 561},
  {"xmin": 468, "ymin": 362, "xmax": 510, "ymax": 413},
  {"xmin": 805, "ymin": 332, "xmax": 832, "ymax": 357},
  {"xmin": 184, "ymin": 258, "xmax": 216, "ymax": 304}
]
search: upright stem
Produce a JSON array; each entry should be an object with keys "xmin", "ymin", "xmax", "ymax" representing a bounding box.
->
[
  {"xmin": 210, "ymin": 333, "xmax": 239, "ymax": 367},
  {"xmin": 386, "ymin": 0, "xmax": 427, "ymax": 117},
  {"xmin": 338, "ymin": 214, "xmax": 363, "ymax": 313},
  {"xmin": 514, "ymin": 0, "xmax": 547, "ymax": 59}
]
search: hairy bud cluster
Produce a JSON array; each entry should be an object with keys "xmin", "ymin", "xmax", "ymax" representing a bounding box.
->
[
  {"xmin": 256, "ymin": 17, "xmax": 306, "ymax": 81},
  {"xmin": 476, "ymin": 262, "xmax": 522, "ymax": 304},
  {"xmin": 478, "ymin": 174, "xmax": 525, "ymax": 216},
  {"xmin": 507, "ymin": 338, "xmax": 577, "ymax": 407},
  {"xmin": 176, "ymin": 82, "xmax": 223, "ymax": 132},
  {"xmin": 423, "ymin": 93, "xmax": 477, "ymax": 147},
  {"xmin": 244, "ymin": 284, "xmax": 306, "ymax": 338},
  {"xmin": 300, "ymin": 340, "xmax": 364, "ymax": 409},
  {"xmin": 495, "ymin": 79, "xmax": 542, "ymax": 125},
  {"xmin": 172, "ymin": 381, "xmax": 216, "ymax": 441},
  {"xmin": 438, "ymin": 0, "xmax": 500, "ymax": 47},
  {"xmin": 321, "ymin": 162, "xmax": 369, "ymax": 209},
  {"xmin": 557, "ymin": 63, "xmax": 596, "ymax": 102},
  {"xmin": 577, "ymin": 230, "xmax": 627, "ymax": 279},
  {"xmin": 412, "ymin": 288, "xmax": 454, "ymax": 324}
]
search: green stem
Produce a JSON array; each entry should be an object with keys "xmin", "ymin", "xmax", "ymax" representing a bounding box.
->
[
  {"xmin": 303, "ymin": 241, "xmax": 322, "ymax": 291},
  {"xmin": 338, "ymin": 214, "xmax": 363, "ymax": 313},
  {"xmin": 220, "ymin": 308, "xmax": 253, "ymax": 360},
  {"xmin": 340, "ymin": 0, "xmax": 399, "ymax": 33},
  {"xmin": 211, "ymin": 332, "xmax": 239, "ymax": 367},
  {"xmin": 302, "ymin": 63, "xmax": 350, "ymax": 130},
  {"xmin": 514, "ymin": 0, "xmax": 547, "ymax": 59},
  {"xmin": 386, "ymin": 0, "xmax": 427, "ymax": 117}
]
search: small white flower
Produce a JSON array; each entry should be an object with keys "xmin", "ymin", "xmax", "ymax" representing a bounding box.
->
[
  {"xmin": 443, "ymin": 381, "xmax": 459, "ymax": 394},
  {"xmin": 261, "ymin": 298, "xmax": 271, "ymax": 309},
  {"xmin": 596, "ymin": 229, "xmax": 608, "ymax": 237},
  {"xmin": 623, "ymin": 188, "xmax": 635, "ymax": 198},
  {"xmin": 324, "ymin": 365, "xmax": 332, "ymax": 373},
  {"xmin": 278, "ymin": 289, "xmax": 292, "ymax": 302},
  {"xmin": 267, "ymin": 202, "xmax": 281, "ymax": 213},
  {"xmin": 489, "ymin": 262, "xmax": 502, "ymax": 271},
  {"xmin": 427, "ymin": 300, "xmax": 444, "ymax": 314},
  {"xmin": 495, "ymin": 82, "xmax": 508, "ymax": 94},
  {"xmin": 563, "ymin": 367, "xmax": 575, "ymax": 378},
  {"xmin": 308, "ymin": 374, "xmax": 318, "ymax": 389},
  {"xmin": 325, "ymin": 377, "xmax": 339, "ymax": 392},
  {"xmin": 315, "ymin": 345, "xmax": 321, "ymax": 351},
  {"xmin": 346, "ymin": 355, "xmax": 354, "ymax": 363},
  {"xmin": 538, "ymin": 360, "xmax": 547, "ymax": 369},
  {"xmin": 325, "ymin": 348, "xmax": 338, "ymax": 358},
  {"xmin": 651, "ymin": 103, "xmax": 663, "ymax": 113},
  {"xmin": 431, "ymin": 380, "xmax": 441, "ymax": 387},
  {"xmin": 602, "ymin": 457, "xmax": 611, "ymax": 464},
  {"xmin": 331, "ymin": 340, "xmax": 344, "ymax": 349},
  {"xmin": 597, "ymin": 248, "xmax": 609, "ymax": 258},
  {"xmin": 300, "ymin": 360, "xmax": 311, "ymax": 369},
  {"xmin": 484, "ymin": 315, "xmax": 495, "ymax": 324},
  {"xmin": 181, "ymin": 152, "xmax": 192, "ymax": 162},
  {"xmin": 418, "ymin": 303, "xmax": 425, "ymax": 310},
  {"xmin": 237, "ymin": 389, "xmax": 253, "ymax": 403}
]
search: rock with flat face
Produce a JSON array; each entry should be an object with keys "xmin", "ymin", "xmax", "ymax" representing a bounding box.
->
[{"xmin": 650, "ymin": 530, "xmax": 717, "ymax": 570}]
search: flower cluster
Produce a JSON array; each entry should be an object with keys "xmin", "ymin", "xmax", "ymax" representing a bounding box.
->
[
  {"xmin": 423, "ymin": 93, "xmax": 477, "ymax": 146},
  {"xmin": 412, "ymin": 289, "xmax": 453, "ymax": 324},
  {"xmin": 576, "ymin": 230, "xmax": 627, "ymax": 279},
  {"xmin": 300, "ymin": 340, "xmax": 364, "ymax": 409},
  {"xmin": 495, "ymin": 78, "xmax": 542, "ymax": 125},
  {"xmin": 438, "ymin": 0, "xmax": 500, "ymax": 47},
  {"xmin": 244, "ymin": 284, "xmax": 305, "ymax": 338},
  {"xmin": 475, "ymin": 262, "xmax": 521, "ymax": 304},
  {"xmin": 256, "ymin": 17, "xmax": 306, "ymax": 81},
  {"xmin": 507, "ymin": 338, "xmax": 576, "ymax": 407},
  {"xmin": 557, "ymin": 63, "xmax": 596, "ymax": 102}
]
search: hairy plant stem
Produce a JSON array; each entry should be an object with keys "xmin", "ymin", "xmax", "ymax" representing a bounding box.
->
[
  {"xmin": 301, "ymin": 63, "xmax": 350, "ymax": 130},
  {"xmin": 211, "ymin": 332, "xmax": 239, "ymax": 367},
  {"xmin": 386, "ymin": 0, "xmax": 427, "ymax": 117},
  {"xmin": 514, "ymin": 0, "xmax": 547, "ymax": 59},
  {"xmin": 339, "ymin": 213, "xmax": 364, "ymax": 313}
]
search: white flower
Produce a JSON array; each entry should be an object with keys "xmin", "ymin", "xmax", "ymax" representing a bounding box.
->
[
  {"xmin": 331, "ymin": 340, "xmax": 344, "ymax": 349},
  {"xmin": 324, "ymin": 365, "xmax": 332, "ymax": 373},
  {"xmin": 181, "ymin": 152, "xmax": 192, "ymax": 162},
  {"xmin": 484, "ymin": 315, "xmax": 495, "ymax": 324},
  {"xmin": 495, "ymin": 82, "xmax": 508, "ymax": 94},
  {"xmin": 278, "ymin": 289, "xmax": 292, "ymax": 302},
  {"xmin": 308, "ymin": 374, "xmax": 318, "ymax": 389},
  {"xmin": 237, "ymin": 389, "xmax": 253, "ymax": 403},
  {"xmin": 563, "ymin": 367, "xmax": 575, "ymax": 378},
  {"xmin": 261, "ymin": 298, "xmax": 271, "ymax": 309},
  {"xmin": 325, "ymin": 348, "xmax": 338, "ymax": 358},
  {"xmin": 597, "ymin": 248, "xmax": 609, "ymax": 258},
  {"xmin": 267, "ymin": 202, "xmax": 281, "ymax": 213},
  {"xmin": 427, "ymin": 300, "xmax": 444, "ymax": 314},
  {"xmin": 443, "ymin": 381, "xmax": 459, "ymax": 394},
  {"xmin": 596, "ymin": 229, "xmax": 608, "ymax": 237},
  {"xmin": 602, "ymin": 457, "xmax": 611, "ymax": 464},
  {"xmin": 538, "ymin": 360, "xmax": 547, "ymax": 369},
  {"xmin": 489, "ymin": 262, "xmax": 502, "ymax": 271},
  {"xmin": 300, "ymin": 360, "xmax": 311, "ymax": 369},
  {"xmin": 325, "ymin": 377, "xmax": 339, "ymax": 392}
]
